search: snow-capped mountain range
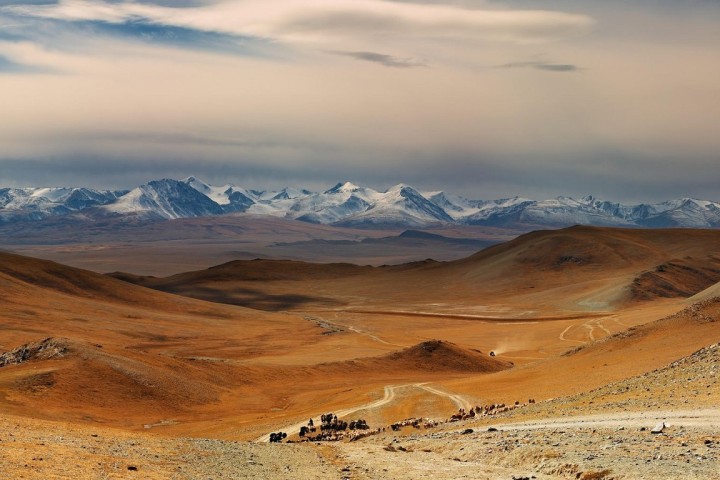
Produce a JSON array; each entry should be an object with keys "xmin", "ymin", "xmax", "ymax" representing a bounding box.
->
[{"xmin": 1, "ymin": 177, "xmax": 719, "ymax": 229}]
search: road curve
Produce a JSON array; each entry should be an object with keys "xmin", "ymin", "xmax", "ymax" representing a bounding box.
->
[
  {"xmin": 417, "ymin": 384, "xmax": 473, "ymax": 411},
  {"xmin": 254, "ymin": 382, "xmax": 472, "ymax": 442}
]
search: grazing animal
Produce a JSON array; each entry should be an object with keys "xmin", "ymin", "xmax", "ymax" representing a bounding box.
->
[{"xmin": 268, "ymin": 432, "xmax": 287, "ymax": 443}]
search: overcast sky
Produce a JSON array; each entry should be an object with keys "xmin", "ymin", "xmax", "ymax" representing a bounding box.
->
[{"xmin": 0, "ymin": 0, "xmax": 718, "ymax": 201}]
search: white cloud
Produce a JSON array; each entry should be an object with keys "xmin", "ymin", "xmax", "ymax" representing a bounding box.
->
[
  {"xmin": 1, "ymin": 1, "xmax": 719, "ymax": 202},
  {"xmin": 3, "ymin": 0, "xmax": 595, "ymax": 48}
]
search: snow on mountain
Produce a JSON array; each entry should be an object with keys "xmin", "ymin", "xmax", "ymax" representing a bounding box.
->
[
  {"xmin": 285, "ymin": 182, "xmax": 377, "ymax": 224},
  {"xmin": 1, "ymin": 177, "xmax": 719, "ymax": 229},
  {"xmin": 0, "ymin": 187, "xmax": 125, "ymax": 222},
  {"xmin": 257, "ymin": 187, "xmax": 313, "ymax": 202},
  {"xmin": 633, "ymin": 198, "xmax": 720, "ymax": 228},
  {"xmin": 424, "ymin": 191, "xmax": 484, "ymax": 220},
  {"xmin": 464, "ymin": 195, "xmax": 641, "ymax": 227},
  {"xmin": 325, "ymin": 181, "xmax": 359, "ymax": 194},
  {"xmin": 514, "ymin": 196, "xmax": 635, "ymax": 227},
  {"xmin": 462, "ymin": 197, "xmax": 535, "ymax": 225},
  {"xmin": 461, "ymin": 195, "xmax": 720, "ymax": 228},
  {"xmin": 103, "ymin": 179, "xmax": 223, "ymax": 219},
  {"xmin": 63, "ymin": 189, "xmax": 125, "ymax": 211},
  {"xmin": 241, "ymin": 186, "xmax": 316, "ymax": 217},
  {"xmin": 183, "ymin": 177, "xmax": 255, "ymax": 213},
  {"xmin": 222, "ymin": 188, "xmax": 256, "ymax": 213},
  {"xmin": 0, "ymin": 188, "xmax": 66, "ymax": 222},
  {"xmin": 335, "ymin": 184, "xmax": 454, "ymax": 227}
]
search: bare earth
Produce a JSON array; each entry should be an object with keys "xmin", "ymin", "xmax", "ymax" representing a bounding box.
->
[{"xmin": 1, "ymin": 226, "xmax": 719, "ymax": 479}]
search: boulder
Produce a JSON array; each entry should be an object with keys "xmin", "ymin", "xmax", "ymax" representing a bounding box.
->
[{"xmin": 651, "ymin": 422, "xmax": 665, "ymax": 434}]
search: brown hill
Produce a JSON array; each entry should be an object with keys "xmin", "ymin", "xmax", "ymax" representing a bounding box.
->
[
  {"xmin": 442, "ymin": 295, "xmax": 720, "ymax": 405},
  {"xmin": 0, "ymin": 337, "xmax": 230, "ymax": 423},
  {"xmin": 109, "ymin": 259, "xmax": 374, "ymax": 310},
  {"xmin": 2, "ymin": 232, "xmax": 720, "ymax": 441},
  {"xmin": 0, "ymin": 251, "xmax": 195, "ymax": 308},
  {"xmin": 112, "ymin": 226, "xmax": 720, "ymax": 313},
  {"xmin": 372, "ymin": 340, "xmax": 513, "ymax": 373},
  {"xmin": 0, "ymin": 252, "xmax": 358, "ymax": 433},
  {"xmin": 447, "ymin": 226, "xmax": 720, "ymax": 300},
  {"xmin": 557, "ymin": 341, "xmax": 720, "ymax": 412},
  {"xmin": 564, "ymin": 296, "xmax": 720, "ymax": 360},
  {"xmin": 153, "ymin": 259, "xmax": 372, "ymax": 283},
  {"xmin": 631, "ymin": 257, "xmax": 720, "ymax": 300}
]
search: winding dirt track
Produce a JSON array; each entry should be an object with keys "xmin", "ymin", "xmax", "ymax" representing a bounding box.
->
[
  {"xmin": 559, "ymin": 315, "xmax": 616, "ymax": 342},
  {"xmin": 416, "ymin": 384, "xmax": 473, "ymax": 411},
  {"xmin": 485, "ymin": 409, "xmax": 720, "ymax": 432},
  {"xmin": 254, "ymin": 382, "xmax": 472, "ymax": 442}
]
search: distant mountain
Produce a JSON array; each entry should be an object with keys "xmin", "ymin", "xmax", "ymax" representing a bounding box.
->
[
  {"xmin": 1, "ymin": 177, "xmax": 719, "ymax": 229},
  {"xmin": 333, "ymin": 184, "xmax": 454, "ymax": 227},
  {"xmin": 451, "ymin": 195, "xmax": 720, "ymax": 229},
  {"xmin": 0, "ymin": 186, "xmax": 126, "ymax": 223},
  {"xmin": 102, "ymin": 179, "xmax": 223, "ymax": 219},
  {"xmin": 183, "ymin": 177, "xmax": 255, "ymax": 213}
]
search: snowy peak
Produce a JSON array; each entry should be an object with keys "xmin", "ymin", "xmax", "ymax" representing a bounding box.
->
[
  {"xmin": 223, "ymin": 188, "xmax": 255, "ymax": 212},
  {"xmin": 632, "ymin": 197, "xmax": 720, "ymax": 228},
  {"xmin": 0, "ymin": 186, "xmax": 125, "ymax": 222},
  {"xmin": 324, "ymin": 181, "xmax": 363, "ymax": 194},
  {"xmin": 394, "ymin": 185, "xmax": 454, "ymax": 223},
  {"xmin": 182, "ymin": 177, "xmax": 255, "ymax": 212},
  {"xmin": 1, "ymin": 178, "xmax": 719, "ymax": 229},
  {"xmin": 105, "ymin": 179, "xmax": 223, "ymax": 219},
  {"xmin": 183, "ymin": 176, "xmax": 210, "ymax": 194},
  {"xmin": 463, "ymin": 194, "xmax": 720, "ymax": 228},
  {"xmin": 270, "ymin": 187, "xmax": 312, "ymax": 201},
  {"xmin": 424, "ymin": 191, "xmax": 491, "ymax": 220},
  {"xmin": 334, "ymin": 184, "xmax": 453, "ymax": 227}
]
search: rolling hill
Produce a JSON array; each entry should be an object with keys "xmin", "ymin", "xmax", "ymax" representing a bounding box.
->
[
  {"xmin": 1, "ymin": 226, "xmax": 719, "ymax": 446},
  {"xmin": 113, "ymin": 226, "xmax": 720, "ymax": 314}
]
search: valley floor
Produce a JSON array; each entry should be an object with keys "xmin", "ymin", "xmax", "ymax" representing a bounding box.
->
[
  {"xmin": 2, "ymin": 227, "xmax": 720, "ymax": 479},
  {"xmin": 3, "ymin": 342, "xmax": 719, "ymax": 480}
]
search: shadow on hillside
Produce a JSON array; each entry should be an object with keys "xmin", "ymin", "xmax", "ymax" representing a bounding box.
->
[{"xmin": 157, "ymin": 286, "xmax": 344, "ymax": 312}]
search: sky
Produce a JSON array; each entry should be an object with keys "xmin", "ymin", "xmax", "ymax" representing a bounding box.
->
[{"xmin": 0, "ymin": 0, "xmax": 718, "ymax": 201}]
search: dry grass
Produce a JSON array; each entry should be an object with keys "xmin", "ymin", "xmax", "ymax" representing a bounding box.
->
[
  {"xmin": 0, "ymin": 226, "xmax": 718, "ymax": 441},
  {"xmin": 579, "ymin": 469, "xmax": 614, "ymax": 480}
]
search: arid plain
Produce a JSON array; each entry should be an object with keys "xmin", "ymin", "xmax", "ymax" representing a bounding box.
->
[{"xmin": 1, "ymin": 224, "xmax": 719, "ymax": 479}]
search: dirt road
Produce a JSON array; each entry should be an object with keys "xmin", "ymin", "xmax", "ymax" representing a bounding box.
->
[
  {"xmin": 255, "ymin": 382, "xmax": 472, "ymax": 442},
  {"xmin": 486, "ymin": 408, "xmax": 720, "ymax": 431}
]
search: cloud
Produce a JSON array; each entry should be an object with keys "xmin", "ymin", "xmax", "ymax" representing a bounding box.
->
[
  {"xmin": 534, "ymin": 63, "xmax": 577, "ymax": 72},
  {"xmin": 69, "ymin": 19, "xmax": 260, "ymax": 54},
  {"xmin": 0, "ymin": 52, "xmax": 50, "ymax": 72},
  {"xmin": 330, "ymin": 50, "xmax": 425, "ymax": 68},
  {"xmin": 1, "ymin": 1, "xmax": 718, "ymax": 204},
  {"xmin": 499, "ymin": 60, "xmax": 579, "ymax": 72},
  {"xmin": 2, "ymin": 0, "xmax": 596, "ymax": 47},
  {"xmin": 0, "ymin": 0, "xmax": 57, "ymax": 5}
]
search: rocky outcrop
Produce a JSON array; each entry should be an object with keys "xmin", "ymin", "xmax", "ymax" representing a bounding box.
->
[{"xmin": 0, "ymin": 337, "xmax": 70, "ymax": 367}]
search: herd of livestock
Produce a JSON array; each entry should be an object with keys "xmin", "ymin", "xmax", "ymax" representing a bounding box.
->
[{"xmin": 267, "ymin": 398, "xmax": 537, "ymax": 444}]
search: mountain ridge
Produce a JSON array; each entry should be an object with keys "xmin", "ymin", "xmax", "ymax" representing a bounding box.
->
[{"xmin": 1, "ymin": 177, "xmax": 719, "ymax": 229}]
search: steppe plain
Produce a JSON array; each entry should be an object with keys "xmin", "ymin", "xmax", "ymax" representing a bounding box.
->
[{"xmin": 1, "ymin": 222, "xmax": 719, "ymax": 479}]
